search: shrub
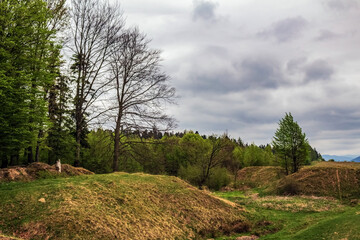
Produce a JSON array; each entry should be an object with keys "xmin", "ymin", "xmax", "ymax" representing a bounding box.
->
[
  {"xmin": 207, "ymin": 167, "xmax": 231, "ymax": 191},
  {"xmin": 277, "ymin": 177, "xmax": 300, "ymax": 195}
]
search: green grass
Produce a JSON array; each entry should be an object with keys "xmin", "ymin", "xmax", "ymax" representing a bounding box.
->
[
  {"xmin": 213, "ymin": 190, "xmax": 360, "ymax": 240},
  {"xmin": 0, "ymin": 173, "xmax": 249, "ymax": 240}
]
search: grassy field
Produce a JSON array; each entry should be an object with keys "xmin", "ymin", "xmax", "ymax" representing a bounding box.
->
[
  {"xmin": 1, "ymin": 161, "xmax": 359, "ymax": 239},
  {"xmin": 214, "ymin": 190, "xmax": 360, "ymax": 240}
]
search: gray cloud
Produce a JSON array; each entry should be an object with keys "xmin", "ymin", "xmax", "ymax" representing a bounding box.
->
[
  {"xmin": 192, "ymin": 0, "xmax": 218, "ymax": 22},
  {"xmin": 181, "ymin": 55, "xmax": 285, "ymax": 95},
  {"xmin": 258, "ymin": 16, "xmax": 308, "ymax": 42},
  {"xmin": 304, "ymin": 60, "xmax": 334, "ymax": 81},
  {"xmin": 315, "ymin": 30, "xmax": 339, "ymax": 41},
  {"xmin": 326, "ymin": 0, "xmax": 358, "ymax": 11},
  {"xmin": 239, "ymin": 58, "xmax": 284, "ymax": 89},
  {"xmin": 286, "ymin": 57, "xmax": 307, "ymax": 74}
]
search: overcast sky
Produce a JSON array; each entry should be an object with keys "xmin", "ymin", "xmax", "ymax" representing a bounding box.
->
[{"xmin": 119, "ymin": 0, "xmax": 360, "ymax": 156}]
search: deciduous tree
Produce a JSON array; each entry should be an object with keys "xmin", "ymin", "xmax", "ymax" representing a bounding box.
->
[
  {"xmin": 69, "ymin": 0, "xmax": 124, "ymax": 166},
  {"xmin": 107, "ymin": 28, "xmax": 175, "ymax": 172}
]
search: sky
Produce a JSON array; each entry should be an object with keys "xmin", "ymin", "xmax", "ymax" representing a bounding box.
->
[{"xmin": 118, "ymin": 0, "xmax": 360, "ymax": 156}]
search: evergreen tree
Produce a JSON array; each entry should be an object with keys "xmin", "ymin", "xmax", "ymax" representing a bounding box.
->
[{"xmin": 272, "ymin": 113, "xmax": 308, "ymax": 174}]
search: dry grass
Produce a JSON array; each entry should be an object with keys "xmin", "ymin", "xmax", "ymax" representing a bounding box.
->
[
  {"xmin": 0, "ymin": 172, "xmax": 249, "ymax": 240},
  {"xmin": 277, "ymin": 162, "xmax": 360, "ymax": 199},
  {"xmin": 235, "ymin": 162, "xmax": 360, "ymax": 200},
  {"xmin": 236, "ymin": 166, "xmax": 285, "ymax": 189}
]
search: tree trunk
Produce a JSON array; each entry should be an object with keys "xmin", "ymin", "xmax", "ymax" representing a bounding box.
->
[
  {"xmin": 74, "ymin": 127, "xmax": 81, "ymax": 167},
  {"xmin": 9, "ymin": 154, "xmax": 19, "ymax": 166},
  {"xmin": 27, "ymin": 146, "xmax": 34, "ymax": 164},
  {"xmin": 292, "ymin": 156, "xmax": 297, "ymax": 173},
  {"xmin": 284, "ymin": 155, "xmax": 289, "ymax": 175},
  {"xmin": 1, "ymin": 154, "xmax": 8, "ymax": 168},
  {"xmin": 113, "ymin": 116, "xmax": 121, "ymax": 172},
  {"xmin": 35, "ymin": 129, "xmax": 43, "ymax": 162}
]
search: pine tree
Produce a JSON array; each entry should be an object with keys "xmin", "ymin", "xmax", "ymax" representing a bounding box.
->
[{"xmin": 272, "ymin": 113, "xmax": 308, "ymax": 174}]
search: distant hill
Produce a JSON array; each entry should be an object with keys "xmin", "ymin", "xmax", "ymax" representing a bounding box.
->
[
  {"xmin": 322, "ymin": 155, "xmax": 358, "ymax": 162},
  {"xmin": 352, "ymin": 156, "xmax": 360, "ymax": 162}
]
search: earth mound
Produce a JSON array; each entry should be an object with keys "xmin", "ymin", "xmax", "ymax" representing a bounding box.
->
[
  {"xmin": 0, "ymin": 172, "xmax": 250, "ymax": 239},
  {"xmin": 276, "ymin": 162, "xmax": 360, "ymax": 199},
  {"xmin": 0, "ymin": 162, "xmax": 93, "ymax": 182}
]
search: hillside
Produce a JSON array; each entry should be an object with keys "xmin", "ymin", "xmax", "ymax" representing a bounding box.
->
[
  {"xmin": 352, "ymin": 156, "xmax": 360, "ymax": 162},
  {"xmin": 236, "ymin": 166, "xmax": 285, "ymax": 188},
  {"xmin": 0, "ymin": 173, "xmax": 250, "ymax": 240},
  {"xmin": 236, "ymin": 162, "xmax": 360, "ymax": 200},
  {"xmin": 274, "ymin": 162, "xmax": 360, "ymax": 199}
]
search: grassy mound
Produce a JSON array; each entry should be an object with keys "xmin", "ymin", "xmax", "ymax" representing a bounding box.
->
[
  {"xmin": 276, "ymin": 162, "xmax": 360, "ymax": 199},
  {"xmin": 236, "ymin": 166, "xmax": 285, "ymax": 188},
  {"xmin": 0, "ymin": 173, "xmax": 249, "ymax": 239},
  {"xmin": 0, "ymin": 162, "xmax": 93, "ymax": 182}
]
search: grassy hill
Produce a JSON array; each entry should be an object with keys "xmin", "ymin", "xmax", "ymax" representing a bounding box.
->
[
  {"xmin": 276, "ymin": 162, "xmax": 360, "ymax": 199},
  {"xmin": 0, "ymin": 172, "xmax": 250, "ymax": 240},
  {"xmin": 236, "ymin": 162, "xmax": 360, "ymax": 200},
  {"xmin": 236, "ymin": 166, "xmax": 285, "ymax": 188}
]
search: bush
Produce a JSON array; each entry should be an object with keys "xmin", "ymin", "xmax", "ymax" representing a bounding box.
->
[
  {"xmin": 207, "ymin": 168, "xmax": 231, "ymax": 191},
  {"xmin": 178, "ymin": 165, "xmax": 202, "ymax": 186}
]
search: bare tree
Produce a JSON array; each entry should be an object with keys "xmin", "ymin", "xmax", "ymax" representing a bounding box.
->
[
  {"xmin": 108, "ymin": 28, "xmax": 176, "ymax": 172},
  {"xmin": 69, "ymin": 0, "xmax": 124, "ymax": 166},
  {"xmin": 198, "ymin": 135, "xmax": 232, "ymax": 188}
]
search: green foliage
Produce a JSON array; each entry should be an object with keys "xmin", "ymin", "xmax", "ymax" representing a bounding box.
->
[
  {"xmin": 82, "ymin": 129, "xmax": 113, "ymax": 174},
  {"xmin": 272, "ymin": 113, "xmax": 308, "ymax": 174},
  {"xmin": 206, "ymin": 167, "xmax": 231, "ymax": 191},
  {"xmin": 0, "ymin": 0, "xmax": 63, "ymax": 165},
  {"xmin": 243, "ymin": 144, "xmax": 265, "ymax": 166},
  {"xmin": 178, "ymin": 164, "xmax": 203, "ymax": 186}
]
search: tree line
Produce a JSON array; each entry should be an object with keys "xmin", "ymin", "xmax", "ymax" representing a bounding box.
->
[
  {"xmin": 80, "ymin": 121, "xmax": 322, "ymax": 190},
  {"xmin": 0, "ymin": 0, "xmax": 174, "ymax": 169}
]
